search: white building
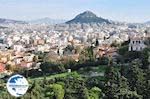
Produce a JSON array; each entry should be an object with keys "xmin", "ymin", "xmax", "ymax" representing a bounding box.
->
[
  {"xmin": 13, "ymin": 45, "xmax": 25, "ymax": 52},
  {"xmin": 129, "ymin": 37, "xmax": 146, "ymax": 51}
]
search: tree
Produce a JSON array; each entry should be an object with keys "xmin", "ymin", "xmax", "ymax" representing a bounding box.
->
[
  {"xmin": 104, "ymin": 66, "xmax": 119, "ymax": 98},
  {"xmin": 104, "ymin": 67, "xmax": 142, "ymax": 99},
  {"xmin": 104, "ymin": 66, "xmax": 117, "ymax": 83},
  {"xmin": 144, "ymin": 70, "xmax": 150, "ymax": 99},
  {"xmin": 23, "ymin": 81, "xmax": 45, "ymax": 99},
  {"xmin": 118, "ymin": 45, "xmax": 128, "ymax": 56},
  {"xmin": 47, "ymin": 84, "xmax": 65, "ymax": 99},
  {"xmin": 111, "ymin": 40, "xmax": 120, "ymax": 47},
  {"xmin": 40, "ymin": 62, "xmax": 65, "ymax": 74},
  {"xmin": 115, "ymin": 76, "xmax": 142, "ymax": 99},
  {"xmin": 99, "ymin": 56, "xmax": 109, "ymax": 65},
  {"xmin": 79, "ymin": 49, "xmax": 90, "ymax": 62},
  {"xmin": 36, "ymin": 51, "xmax": 46, "ymax": 62},
  {"xmin": 95, "ymin": 39, "xmax": 99, "ymax": 46},
  {"xmin": 63, "ymin": 73, "xmax": 89, "ymax": 99},
  {"xmin": 86, "ymin": 46, "xmax": 94, "ymax": 61},
  {"xmin": 127, "ymin": 59, "xmax": 146, "ymax": 97},
  {"xmin": 64, "ymin": 45, "xmax": 74, "ymax": 53},
  {"xmin": 79, "ymin": 46, "xmax": 94, "ymax": 62},
  {"xmin": 141, "ymin": 48, "xmax": 150, "ymax": 69},
  {"xmin": 89, "ymin": 87, "xmax": 102, "ymax": 99}
]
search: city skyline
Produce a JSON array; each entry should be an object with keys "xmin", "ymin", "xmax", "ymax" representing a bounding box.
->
[{"xmin": 0, "ymin": 0, "xmax": 150, "ymax": 23}]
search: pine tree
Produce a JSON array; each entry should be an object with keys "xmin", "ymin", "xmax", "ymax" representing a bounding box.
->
[{"xmin": 127, "ymin": 59, "xmax": 146, "ymax": 97}]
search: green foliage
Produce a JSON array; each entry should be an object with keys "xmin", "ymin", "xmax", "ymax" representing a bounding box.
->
[
  {"xmin": 80, "ymin": 46, "xmax": 94, "ymax": 62},
  {"xmin": 36, "ymin": 51, "xmax": 47, "ymax": 62},
  {"xmin": 116, "ymin": 90, "xmax": 142, "ymax": 99},
  {"xmin": 118, "ymin": 41, "xmax": 130, "ymax": 56},
  {"xmin": 86, "ymin": 46, "xmax": 94, "ymax": 61},
  {"xmin": 121, "ymin": 40, "xmax": 130, "ymax": 46},
  {"xmin": 144, "ymin": 70, "xmax": 150, "ymax": 99},
  {"xmin": 115, "ymin": 76, "xmax": 142, "ymax": 99},
  {"xmin": 89, "ymin": 87, "xmax": 102, "ymax": 99},
  {"xmin": 104, "ymin": 66, "xmax": 117, "ymax": 82},
  {"xmin": 22, "ymin": 72, "xmax": 87, "ymax": 99},
  {"xmin": 24, "ymin": 81, "xmax": 45, "ymax": 99},
  {"xmin": 0, "ymin": 45, "xmax": 149, "ymax": 99},
  {"xmin": 118, "ymin": 44, "xmax": 143, "ymax": 63},
  {"xmin": 127, "ymin": 59, "xmax": 146, "ymax": 97},
  {"xmin": 111, "ymin": 40, "xmax": 120, "ymax": 47},
  {"xmin": 103, "ymin": 66, "xmax": 119, "ymax": 98},
  {"xmin": 0, "ymin": 91, "xmax": 15, "ymax": 99},
  {"xmin": 141, "ymin": 48, "xmax": 150, "ymax": 69},
  {"xmin": 118, "ymin": 45, "xmax": 128, "ymax": 56},
  {"xmin": 49, "ymin": 84, "xmax": 64, "ymax": 99},
  {"xmin": 95, "ymin": 39, "xmax": 99, "ymax": 47},
  {"xmin": 40, "ymin": 62, "xmax": 66, "ymax": 74},
  {"xmin": 64, "ymin": 45, "xmax": 74, "ymax": 52},
  {"xmin": 104, "ymin": 66, "xmax": 142, "ymax": 99},
  {"xmin": 124, "ymin": 51, "xmax": 142, "ymax": 62},
  {"xmin": 99, "ymin": 57, "xmax": 109, "ymax": 65},
  {"xmin": 63, "ymin": 73, "xmax": 89, "ymax": 99}
]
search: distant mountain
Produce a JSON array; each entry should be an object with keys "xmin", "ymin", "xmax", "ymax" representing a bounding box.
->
[
  {"xmin": 66, "ymin": 11, "xmax": 111, "ymax": 24},
  {"xmin": 29, "ymin": 17, "xmax": 66, "ymax": 24},
  {"xmin": 0, "ymin": 18, "xmax": 26, "ymax": 24}
]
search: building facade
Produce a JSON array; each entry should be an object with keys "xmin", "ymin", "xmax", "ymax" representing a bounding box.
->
[{"xmin": 129, "ymin": 37, "xmax": 146, "ymax": 51}]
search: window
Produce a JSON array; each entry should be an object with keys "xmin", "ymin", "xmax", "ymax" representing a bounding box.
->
[
  {"xmin": 139, "ymin": 41, "xmax": 140, "ymax": 43},
  {"xmin": 132, "ymin": 41, "xmax": 134, "ymax": 44},
  {"xmin": 131, "ymin": 46, "xmax": 133, "ymax": 51}
]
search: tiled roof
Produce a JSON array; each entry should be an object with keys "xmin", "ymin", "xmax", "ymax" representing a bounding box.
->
[{"xmin": 0, "ymin": 63, "xmax": 6, "ymax": 72}]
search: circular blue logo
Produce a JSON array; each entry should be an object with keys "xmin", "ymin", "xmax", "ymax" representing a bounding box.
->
[{"xmin": 6, "ymin": 74, "xmax": 29, "ymax": 97}]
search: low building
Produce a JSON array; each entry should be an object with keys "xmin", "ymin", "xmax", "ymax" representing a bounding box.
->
[
  {"xmin": 20, "ymin": 62, "xmax": 34, "ymax": 68},
  {"xmin": 129, "ymin": 37, "xmax": 146, "ymax": 51},
  {"xmin": 93, "ymin": 45, "xmax": 117, "ymax": 59}
]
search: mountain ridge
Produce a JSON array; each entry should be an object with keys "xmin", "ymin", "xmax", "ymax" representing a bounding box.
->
[
  {"xmin": 0, "ymin": 18, "xmax": 27, "ymax": 24},
  {"xmin": 29, "ymin": 17, "xmax": 66, "ymax": 24}
]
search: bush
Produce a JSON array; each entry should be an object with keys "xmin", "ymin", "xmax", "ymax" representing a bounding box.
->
[
  {"xmin": 89, "ymin": 87, "xmax": 102, "ymax": 99},
  {"xmin": 40, "ymin": 62, "xmax": 66, "ymax": 74},
  {"xmin": 50, "ymin": 84, "xmax": 65, "ymax": 99}
]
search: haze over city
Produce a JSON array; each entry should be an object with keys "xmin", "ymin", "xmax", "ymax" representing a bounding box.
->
[{"xmin": 0, "ymin": 0, "xmax": 150, "ymax": 23}]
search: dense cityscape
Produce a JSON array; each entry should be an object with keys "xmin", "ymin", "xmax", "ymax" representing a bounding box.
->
[{"xmin": 0, "ymin": 3, "xmax": 150, "ymax": 99}]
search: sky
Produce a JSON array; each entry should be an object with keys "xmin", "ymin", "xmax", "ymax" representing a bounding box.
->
[{"xmin": 0, "ymin": 0, "xmax": 150, "ymax": 23}]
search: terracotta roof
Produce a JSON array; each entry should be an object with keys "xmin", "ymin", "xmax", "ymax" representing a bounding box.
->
[{"xmin": 0, "ymin": 63, "xmax": 6, "ymax": 72}]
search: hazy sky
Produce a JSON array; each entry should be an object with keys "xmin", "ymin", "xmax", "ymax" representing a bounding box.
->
[{"xmin": 0, "ymin": 0, "xmax": 150, "ymax": 22}]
